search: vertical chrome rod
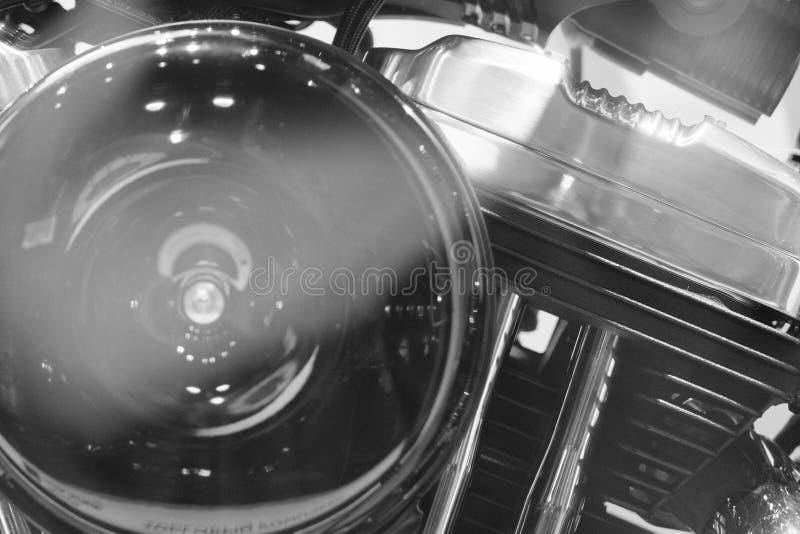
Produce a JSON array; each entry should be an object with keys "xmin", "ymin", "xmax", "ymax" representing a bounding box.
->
[
  {"xmin": 424, "ymin": 292, "xmax": 524, "ymax": 534},
  {"xmin": 516, "ymin": 329, "xmax": 618, "ymax": 534},
  {"xmin": 0, "ymin": 500, "xmax": 31, "ymax": 534}
]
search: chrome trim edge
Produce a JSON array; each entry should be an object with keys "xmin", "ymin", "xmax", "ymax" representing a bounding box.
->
[
  {"xmin": 0, "ymin": 500, "xmax": 31, "ymax": 534},
  {"xmin": 423, "ymin": 292, "xmax": 524, "ymax": 534},
  {"xmin": 515, "ymin": 328, "xmax": 618, "ymax": 534}
]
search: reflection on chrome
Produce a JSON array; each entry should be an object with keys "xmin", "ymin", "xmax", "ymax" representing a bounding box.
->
[
  {"xmin": 0, "ymin": 20, "xmax": 492, "ymax": 534},
  {"xmin": 0, "ymin": 500, "xmax": 31, "ymax": 534},
  {"xmin": 0, "ymin": 42, "xmax": 66, "ymax": 112},
  {"xmin": 368, "ymin": 37, "xmax": 800, "ymax": 317},
  {"xmin": 708, "ymin": 482, "xmax": 800, "ymax": 534},
  {"xmin": 425, "ymin": 292, "xmax": 523, "ymax": 534},
  {"xmin": 520, "ymin": 329, "xmax": 617, "ymax": 534},
  {"xmin": 0, "ymin": 2, "xmax": 798, "ymax": 534}
]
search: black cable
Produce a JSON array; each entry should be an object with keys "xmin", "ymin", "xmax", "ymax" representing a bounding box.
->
[
  {"xmin": 0, "ymin": 1, "xmax": 25, "ymax": 12},
  {"xmin": 332, "ymin": 0, "xmax": 385, "ymax": 55},
  {"xmin": 0, "ymin": 1, "xmax": 52, "ymax": 18}
]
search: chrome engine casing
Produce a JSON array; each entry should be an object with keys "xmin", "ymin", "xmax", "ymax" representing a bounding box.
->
[
  {"xmin": 368, "ymin": 36, "xmax": 800, "ymax": 319},
  {"xmin": 367, "ymin": 37, "xmax": 800, "ymax": 533},
  {"xmin": 1, "ymin": 13, "xmax": 800, "ymax": 534}
]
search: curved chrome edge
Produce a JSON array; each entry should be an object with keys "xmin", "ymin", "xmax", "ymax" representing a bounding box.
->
[
  {"xmin": 515, "ymin": 328, "xmax": 617, "ymax": 534},
  {"xmin": 423, "ymin": 292, "xmax": 524, "ymax": 534}
]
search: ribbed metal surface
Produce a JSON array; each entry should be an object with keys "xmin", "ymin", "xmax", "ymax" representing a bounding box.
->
[
  {"xmin": 455, "ymin": 193, "xmax": 800, "ymax": 532},
  {"xmin": 583, "ymin": 336, "xmax": 795, "ymax": 530},
  {"xmin": 453, "ymin": 327, "xmax": 574, "ymax": 534}
]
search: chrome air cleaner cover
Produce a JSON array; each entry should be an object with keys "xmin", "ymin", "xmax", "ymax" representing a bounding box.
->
[
  {"xmin": 0, "ymin": 22, "xmax": 491, "ymax": 533},
  {"xmin": 368, "ymin": 37, "xmax": 800, "ymax": 320}
]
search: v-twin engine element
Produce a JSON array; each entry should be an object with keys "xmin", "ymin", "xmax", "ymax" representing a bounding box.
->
[
  {"xmin": 0, "ymin": 13, "xmax": 799, "ymax": 534},
  {"xmin": 368, "ymin": 36, "xmax": 800, "ymax": 534}
]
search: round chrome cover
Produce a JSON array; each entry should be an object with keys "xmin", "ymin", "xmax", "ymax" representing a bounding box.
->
[
  {"xmin": 0, "ymin": 22, "xmax": 491, "ymax": 533},
  {"xmin": 707, "ymin": 483, "xmax": 800, "ymax": 533}
]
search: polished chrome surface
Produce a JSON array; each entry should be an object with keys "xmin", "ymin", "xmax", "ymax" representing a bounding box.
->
[
  {"xmin": 367, "ymin": 37, "xmax": 800, "ymax": 318},
  {"xmin": 0, "ymin": 42, "xmax": 66, "ymax": 112},
  {"xmin": 424, "ymin": 292, "xmax": 523, "ymax": 534},
  {"xmin": 0, "ymin": 21, "xmax": 493, "ymax": 534},
  {"xmin": 708, "ymin": 481, "xmax": 800, "ymax": 533},
  {"xmin": 516, "ymin": 328, "xmax": 617, "ymax": 534},
  {"xmin": 0, "ymin": 501, "xmax": 31, "ymax": 534}
]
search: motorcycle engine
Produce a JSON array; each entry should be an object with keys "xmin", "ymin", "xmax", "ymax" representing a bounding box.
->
[{"xmin": 0, "ymin": 1, "xmax": 798, "ymax": 534}]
